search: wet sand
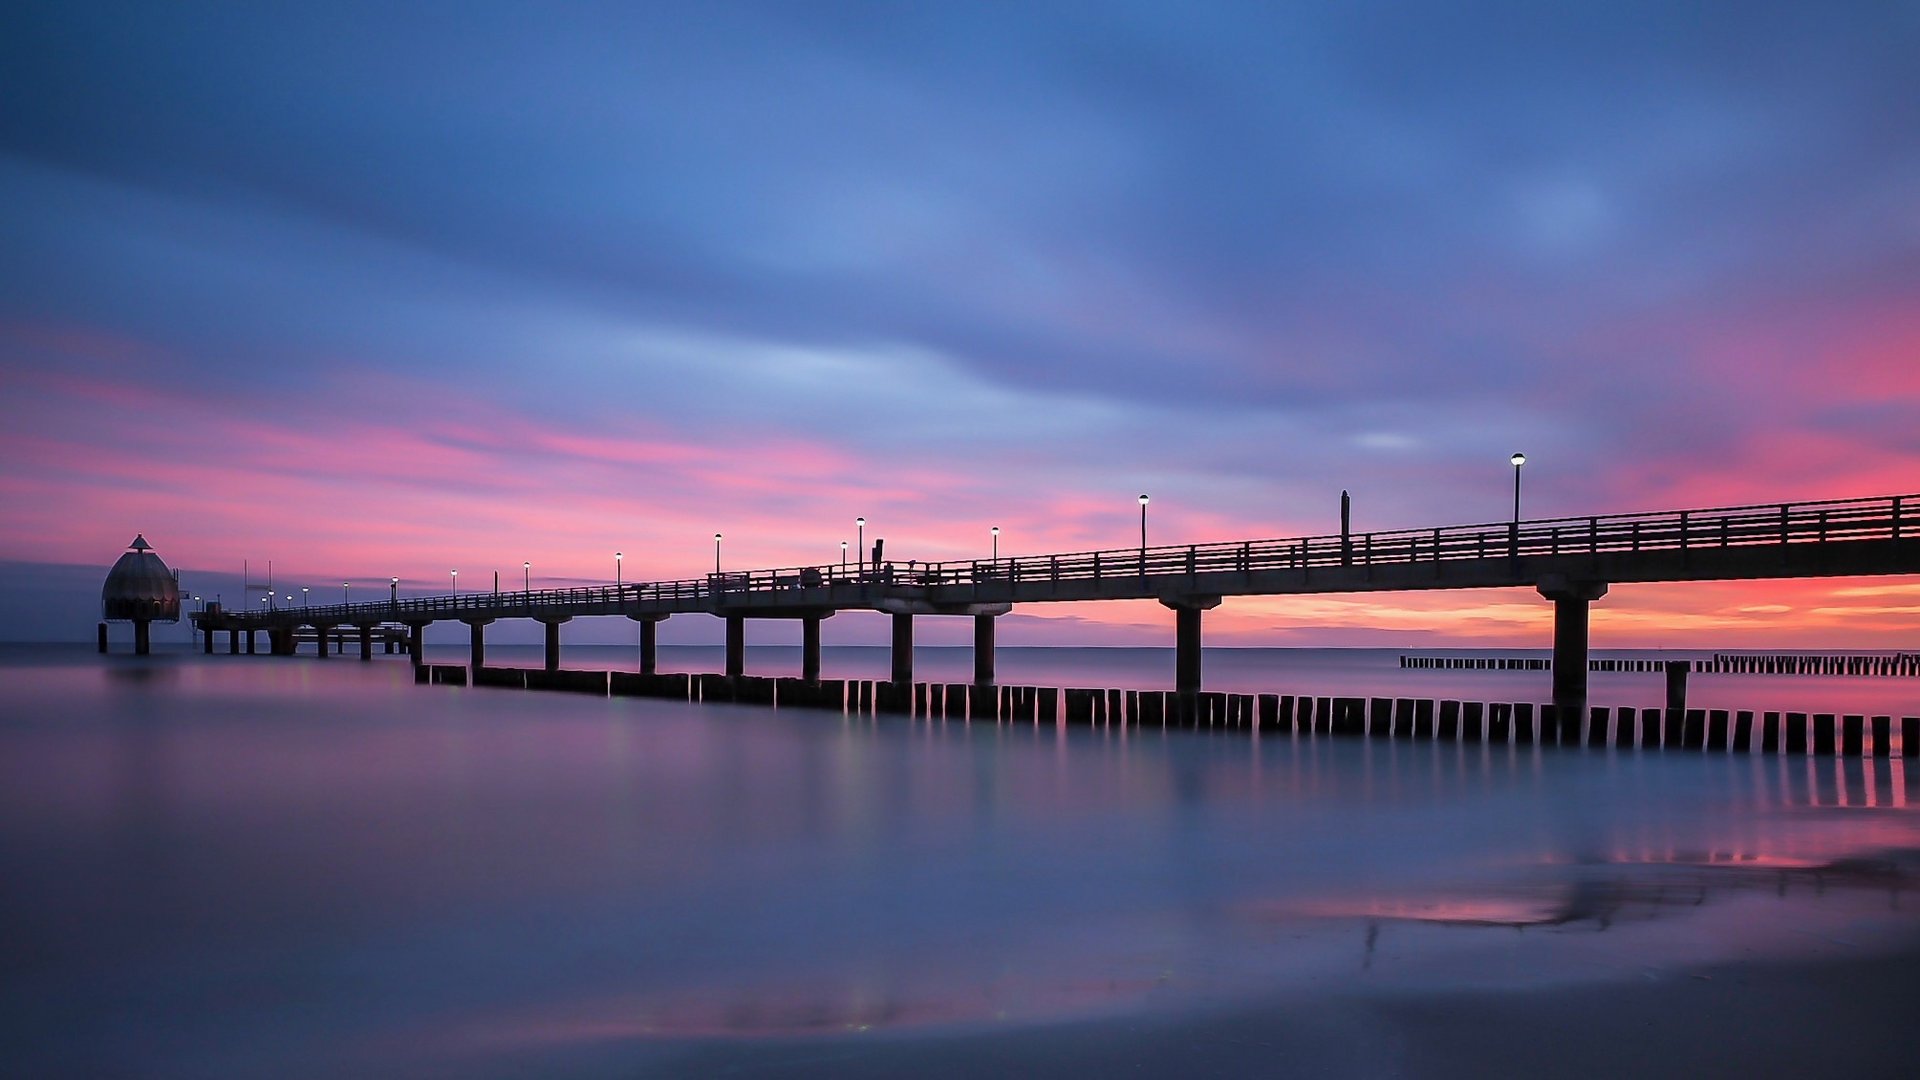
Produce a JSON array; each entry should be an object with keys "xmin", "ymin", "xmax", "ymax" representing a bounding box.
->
[{"xmin": 650, "ymin": 941, "xmax": 1920, "ymax": 1079}]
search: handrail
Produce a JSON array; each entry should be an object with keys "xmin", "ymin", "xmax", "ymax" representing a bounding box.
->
[{"xmin": 201, "ymin": 492, "xmax": 1915, "ymax": 626}]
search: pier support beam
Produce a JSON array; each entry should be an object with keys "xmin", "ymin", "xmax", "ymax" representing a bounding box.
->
[
  {"xmin": 133, "ymin": 620, "xmax": 149, "ymax": 656},
  {"xmin": 406, "ymin": 623, "xmax": 425, "ymax": 667},
  {"xmin": 97, "ymin": 622, "xmax": 108, "ymax": 654},
  {"xmin": 725, "ymin": 615, "xmax": 745, "ymax": 678},
  {"xmin": 358, "ymin": 625, "xmax": 373, "ymax": 662},
  {"xmin": 203, "ymin": 628, "xmax": 213, "ymax": 654},
  {"xmin": 541, "ymin": 618, "xmax": 570, "ymax": 672},
  {"xmin": 802, "ymin": 615, "xmax": 822, "ymax": 682},
  {"xmin": 246, "ymin": 629, "xmax": 256, "ymax": 655},
  {"xmin": 315, "ymin": 625, "xmax": 332, "ymax": 659},
  {"xmin": 463, "ymin": 619, "xmax": 492, "ymax": 668},
  {"xmin": 974, "ymin": 612, "xmax": 996, "ymax": 686},
  {"xmin": 1160, "ymin": 596, "xmax": 1221, "ymax": 695},
  {"xmin": 629, "ymin": 615, "xmax": 666, "ymax": 675},
  {"xmin": 891, "ymin": 612, "xmax": 914, "ymax": 685},
  {"xmin": 229, "ymin": 629, "xmax": 239, "ymax": 654},
  {"xmin": 1537, "ymin": 577, "xmax": 1608, "ymax": 720}
]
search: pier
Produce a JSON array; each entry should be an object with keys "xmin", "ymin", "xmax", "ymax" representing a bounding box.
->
[{"xmin": 193, "ymin": 492, "xmax": 1920, "ymax": 718}]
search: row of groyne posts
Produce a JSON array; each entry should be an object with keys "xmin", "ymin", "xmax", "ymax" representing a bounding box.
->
[
  {"xmin": 179, "ymin": 622, "xmax": 410, "ymax": 660},
  {"xmin": 1402, "ymin": 652, "xmax": 1920, "ymax": 676},
  {"xmin": 411, "ymin": 661, "xmax": 1920, "ymax": 759}
]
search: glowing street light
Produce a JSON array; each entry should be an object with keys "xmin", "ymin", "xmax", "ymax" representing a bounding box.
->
[
  {"xmin": 615, "ymin": 551, "xmax": 623, "ymax": 588},
  {"xmin": 390, "ymin": 577, "xmax": 398, "ymax": 605},
  {"xmin": 991, "ymin": 525, "xmax": 1000, "ymax": 561},
  {"xmin": 523, "ymin": 561, "xmax": 531, "ymax": 592},
  {"xmin": 342, "ymin": 581, "xmax": 350, "ymax": 605},
  {"xmin": 856, "ymin": 517, "xmax": 866, "ymax": 573},
  {"xmin": 1511, "ymin": 452, "xmax": 1527, "ymax": 524},
  {"xmin": 1138, "ymin": 494, "xmax": 1150, "ymax": 552},
  {"xmin": 450, "ymin": 569, "xmax": 458, "ymax": 596},
  {"xmin": 714, "ymin": 533, "xmax": 723, "ymax": 575},
  {"xmin": 301, "ymin": 586, "xmax": 309, "ymax": 609}
]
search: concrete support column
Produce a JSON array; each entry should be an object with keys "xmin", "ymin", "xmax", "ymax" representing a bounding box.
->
[
  {"xmin": 636, "ymin": 617, "xmax": 658, "ymax": 675},
  {"xmin": 134, "ymin": 620, "xmax": 150, "ymax": 656},
  {"xmin": 891, "ymin": 612, "xmax": 914, "ymax": 685},
  {"xmin": 1538, "ymin": 577, "xmax": 1609, "ymax": 720},
  {"xmin": 467, "ymin": 621, "xmax": 487, "ymax": 668},
  {"xmin": 543, "ymin": 620, "xmax": 564, "ymax": 672},
  {"xmin": 407, "ymin": 623, "xmax": 424, "ymax": 667},
  {"xmin": 246, "ymin": 629, "xmax": 256, "ymax": 655},
  {"xmin": 97, "ymin": 622, "xmax": 108, "ymax": 654},
  {"xmin": 725, "ymin": 615, "xmax": 745, "ymax": 678},
  {"xmin": 229, "ymin": 629, "xmax": 239, "ymax": 654},
  {"xmin": 358, "ymin": 625, "xmax": 373, "ymax": 662},
  {"xmin": 316, "ymin": 627, "xmax": 331, "ymax": 659},
  {"xmin": 1159, "ymin": 596, "xmax": 1221, "ymax": 695},
  {"xmin": 802, "ymin": 616, "xmax": 822, "ymax": 682},
  {"xmin": 203, "ymin": 628, "xmax": 214, "ymax": 654},
  {"xmin": 974, "ymin": 613, "xmax": 996, "ymax": 686}
]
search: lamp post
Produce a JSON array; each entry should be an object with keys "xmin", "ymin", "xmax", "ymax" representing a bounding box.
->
[
  {"xmin": 451, "ymin": 569, "xmax": 458, "ymax": 596},
  {"xmin": 856, "ymin": 517, "xmax": 866, "ymax": 573},
  {"xmin": 840, "ymin": 540, "xmax": 848, "ymax": 573},
  {"xmin": 714, "ymin": 533, "xmax": 723, "ymax": 575},
  {"xmin": 991, "ymin": 525, "xmax": 1000, "ymax": 562},
  {"xmin": 390, "ymin": 577, "xmax": 398, "ymax": 606},
  {"xmin": 523, "ymin": 561, "xmax": 530, "ymax": 593},
  {"xmin": 343, "ymin": 582, "xmax": 350, "ymax": 606},
  {"xmin": 301, "ymin": 586, "xmax": 309, "ymax": 609},
  {"xmin": 1139, "ymin": 494, "xmax": 1150, "ymax": 551},
  {"xmin": 1511, "ymin": 452, "xmax": 1526, "ymax": 523},
  {"xmin": 615, "ymin": 551, "xmax": 622, "ymax": 589}
]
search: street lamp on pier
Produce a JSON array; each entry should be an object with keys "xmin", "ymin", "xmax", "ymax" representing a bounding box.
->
[
  {"xmin": 856, "ymin": 517, "xmax": 866, "ymax": 573},
  {"xmin": 1139, "ymin": 494, "xmax": 1150, "ymax": 552},
  {"xmin": 991, "ymin": 525, "xmax": 1000, "ymax": 562},
  {"xmin": 343, "ymin": 582, "xmax": 350, "ymax": 606},
  {"xmin": 840, "ymin": 540, "xmax": 848, "ymax": 573},
  {"xmin": 615, "ymin": 551, "xmax": 623, "ymax": 589},
  {"xmin": 301, "ymin": 586, "xmax": 309, "ymax": 609},
  {"xmin": 450, "ymin": 569, "xmax": 458, "ymax": 596},
  {"xmin": 390, "ymin": 577, "xmax": 398, "ymax": 606},
  {"xmin": 523, "ymin": 561, "xmax": 531, "ymax": 593},
  {"xmin": 714, "ymin": 533, "xmax": 723, "ymax": 575}
]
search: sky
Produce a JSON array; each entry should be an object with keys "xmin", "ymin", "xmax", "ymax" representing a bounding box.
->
[{"xmin": 2, "ymin": 1, "xmax": 1918, "ymax": 646}]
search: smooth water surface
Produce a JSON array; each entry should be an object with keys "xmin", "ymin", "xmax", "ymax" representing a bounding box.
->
[{"xmin": 3, "ymin": 645, "xmax": 1917, "ymax": 1078}]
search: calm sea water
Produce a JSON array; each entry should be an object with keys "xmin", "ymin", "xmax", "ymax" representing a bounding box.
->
[{"xmin": 3, "ymin": 644, "xmax": 1917, "ymax": 1078}]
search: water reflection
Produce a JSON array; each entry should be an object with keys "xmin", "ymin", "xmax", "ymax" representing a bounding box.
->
[{"xmin": 1, "ymin": 648, "xmax": 1918, "ymax": 1079}]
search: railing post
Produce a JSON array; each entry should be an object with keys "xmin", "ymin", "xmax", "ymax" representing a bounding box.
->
[
  {"xmin": 1896, "ymin": 496, "xmax": 1904, "ymax": 541},
  {"xmin": 1780, "ymin": 504, "xmax": 1789, "ymax": 546},
  {"xmin": 1589, "ymin": 517, "xmax": 1598, "ymax": 555},
  {"xmin": 1187, "ymin": 545, "xmax": 1196, "ymax": 581},
  {"xmin": 1819, "ymin": 509, "xmax": 1828, "ymax": 542}
]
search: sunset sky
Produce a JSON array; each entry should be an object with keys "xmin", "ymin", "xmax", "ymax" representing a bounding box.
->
[{"xmin": 3, "ymin": 2, "xmax": 1917, "ymax": 646}]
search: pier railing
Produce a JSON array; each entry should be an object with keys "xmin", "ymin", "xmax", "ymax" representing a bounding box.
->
[{"xmin": 216, "ymin": 492, "xmax": 1914, "ymax": 627}]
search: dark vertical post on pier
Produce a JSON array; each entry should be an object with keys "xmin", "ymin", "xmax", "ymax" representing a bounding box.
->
[
  {"xmin": 97, "ymin": 622, "xmax": 108, "ymax": 654},
  {"xmin": 1176, "ymin": 607, "xmax": 1202, "ymax": 693},
  {"xmin": 316, "ymin": 625, "xmax": 330, "ymax": 659},
  {"xmin": 974, "ymin": 613, "xmax": 995, "ymax": 686},
  {"xmin": 543, "ymin": 619, "xmax": 563, "ymax": 672},
  {"xmin": 802, "ymin": 616, "xmax": 822, "ymax": 682},
  {"xmin": 1340, "ymin": 490, "xmax": 1352, "ymax": 566},
  {"xmin": 407, "ymin": 623, "xmax": 423, "ymax": 667},
  {"xmin": 891, "ymin": 612, "xmax": 914, "ymax": 685},
  {"xmin": 1538, "ymin": 578, "xmax": 1607, "ymax": 718},
  {"xmin": 725, "ymin": 615, "xmax": 745, "ymax": 678},
  {"xmin": 133, "ymin": 620, "xmax": 150, "ymax": 656},
  {"xmin": 358, "ymin": 625, "xmax": 373, "ymax": 662},
  {"xmin": 466, "ymin": 620, "xmax": 486, "ymax": 668}
]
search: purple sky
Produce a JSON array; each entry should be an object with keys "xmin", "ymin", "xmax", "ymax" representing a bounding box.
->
[{"xmin": 3, "ymin": 2, "xmax": 1918, "ymax": 645}]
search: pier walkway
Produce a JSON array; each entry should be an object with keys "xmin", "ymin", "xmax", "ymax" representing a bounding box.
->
[{"xmin": 191, "ymin": 492, "xmax": 1920, "ymax": 715}]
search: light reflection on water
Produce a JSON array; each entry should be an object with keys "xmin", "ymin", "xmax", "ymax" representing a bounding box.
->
[{"xmin": 0, "ymin": 645, "xmax": 1916, "ymax": 1078}]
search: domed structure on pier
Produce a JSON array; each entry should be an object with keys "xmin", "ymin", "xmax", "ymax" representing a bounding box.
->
[{"xmin": 102, "ymin": 535, "xmax": 180, "ymax": 622}]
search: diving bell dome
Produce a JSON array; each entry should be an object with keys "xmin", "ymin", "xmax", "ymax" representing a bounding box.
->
[{"xmin": 102, "ymin": 534, "xmax": 180, "ymax": 623}]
